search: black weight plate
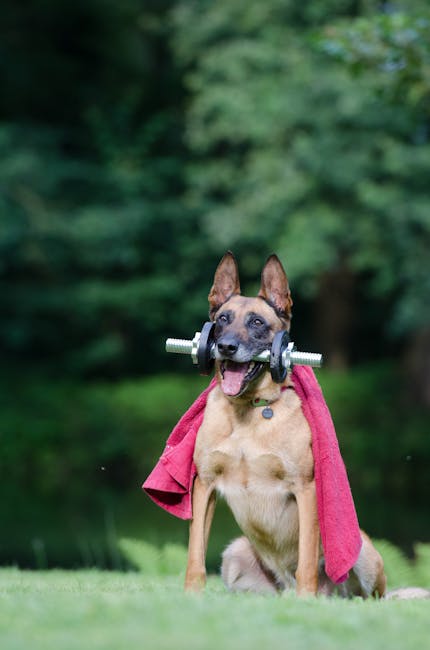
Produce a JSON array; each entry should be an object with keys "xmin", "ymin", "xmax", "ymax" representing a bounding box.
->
[
  {"xmin": 197, "ymin": 321, "xmax": 215, "ymax": 375},
  {"xmin": 270, "ymin": 330, "xmax": 289, "ymax": 383}
]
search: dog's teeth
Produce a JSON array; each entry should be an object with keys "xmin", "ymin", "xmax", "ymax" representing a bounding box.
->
[{"xmin": 249, "ymin": 362, "xmax": 255, "ymax": 371}]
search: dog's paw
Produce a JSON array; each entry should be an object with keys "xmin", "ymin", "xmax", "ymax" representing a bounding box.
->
[{"xmin": 184, "ymin": 571, "xmax": 206, "ymax": 593}]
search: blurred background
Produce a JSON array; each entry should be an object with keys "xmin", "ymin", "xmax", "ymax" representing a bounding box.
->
[{"xmin": 1, "ymin": 0, "xmax": 429, "ymax": 570}]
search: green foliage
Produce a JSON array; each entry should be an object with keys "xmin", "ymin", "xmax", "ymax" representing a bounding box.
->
[
  {"xmin": 0, "ymin": 1, "xmax": 219, "ymax": 377},
  {"xmin": 414, "ymin": 543, "xmax": 430, "ymax": 587},
  {"xmin": 0, "ymin": 118, "xmax": 215, "ymax": 376},
  {"xmin": 119, "ymin": 538, "xmax": 187, "ymax": 575},
  {"xmin": 0, "ymin": 366, "xmax": 428, "ymax": 567},
  {"xmin": 1, "ymin": 0, "xmax": 429, "ymax": 571},
  {"xmin": 0, "ymin": 370, "xmax": 211, "ymax": 567},
  {"xmin": 119, "ymin": 536, "xmax": 430, "ymax": 591},
  {"xmin": 2, "ymin": 0, "xmax": 430, "ymax": 376},
  {"xmin": 173, "ymin": 0, "xmax": 430, "ymax": 337},
  {"xmin": 317, "ymin": 7, "xmax": 430, "ymax": 113},
  {"xmin": 318, "ymin": 364, "xmax": 429, "ymax": 545},
  {"xmin": 374, "ymin": 538, "xmax": 430, "ymax": 591},
  {"xmin": 0, "ymin": 372, "xmax": 208, "ymax": 503}
]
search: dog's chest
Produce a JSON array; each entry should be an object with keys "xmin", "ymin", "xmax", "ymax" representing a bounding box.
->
[{"xmin": 195, "ymin": 389, "xmax": 313, "ymax": 495}]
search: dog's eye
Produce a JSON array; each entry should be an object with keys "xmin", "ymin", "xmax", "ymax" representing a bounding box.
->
[
  {"xmin": 218, "ymin": 314, "xmax": 228, "ymax": 324},
  {"xmin": 253, "ymin": 318, "xmax": 264, "ymax": 327}
]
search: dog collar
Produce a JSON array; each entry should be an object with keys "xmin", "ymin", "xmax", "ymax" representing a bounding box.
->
[
  {"xmin": 250, "ymin": 397, "xmax": 276, "ymax": 419},
  {"xmin": 251, "ymin": 385, "xmax": 289, "ymax": 407},
  {"xmin": 251, "ymin": 386, "xmax": 289, "ymax": 419},
  {"xmin": 251, "ymin": 397, "xmax": 271, "ymax": 408}
]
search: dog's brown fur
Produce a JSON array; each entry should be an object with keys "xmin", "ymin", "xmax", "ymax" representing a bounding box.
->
[{"xmin": 184, "ymin": 252, "xmax": 386, "ymax": 597}]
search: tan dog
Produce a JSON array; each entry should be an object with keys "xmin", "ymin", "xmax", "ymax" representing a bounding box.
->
[{"xmin": 184, "ymin": 252, "xmax": 386, "ymax": 597}]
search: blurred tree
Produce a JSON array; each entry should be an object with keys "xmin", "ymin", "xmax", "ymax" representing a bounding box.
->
[
  {"xmin": 317, "ymin": 2, "xmax": 430, "ymax": 403},
  {"xmin": 1, "ymin": 0, "xmax": 429, "ymax": 566},
  {"xmin": 0, "ymin": 0, "xmax": 219, "ymax": 377},
  {"xmin": 172, "ymin": 0, "xmax": 430, "ymax": 380},
  {"xmin": 1, "ymin": 0, "xmax": 429, "ymax": 386},
  {"xmin": 0, "ymin": 123, "xmax": 211, "ymax": 376},
  {"xmin": 318, "ymin": 5, "xmax": 430, "ymax": 114}
]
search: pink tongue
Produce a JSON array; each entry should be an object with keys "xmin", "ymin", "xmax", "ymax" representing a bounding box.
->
[{"xmin": 221, "ymin": 362, "xmax": 249, "ymax": 396}]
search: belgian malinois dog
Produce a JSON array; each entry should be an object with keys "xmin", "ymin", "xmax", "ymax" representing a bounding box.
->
[{"xmin": 184, "ymin": 252, "xmax": 386, "ymax": 597}]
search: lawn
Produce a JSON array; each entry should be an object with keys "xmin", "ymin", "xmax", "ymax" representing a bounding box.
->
[{"xmin": 0, "ymin": 567, "xmax": 428, "ymax": 650}]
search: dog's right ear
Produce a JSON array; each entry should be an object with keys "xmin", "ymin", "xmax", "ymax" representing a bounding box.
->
[
  {"xmin": 208, "ymin": 251, "xmax": 241, "ymax": 318},
  {"xmin": 258, "ymin": 254, "xmax": 293, "ymax": 326}
]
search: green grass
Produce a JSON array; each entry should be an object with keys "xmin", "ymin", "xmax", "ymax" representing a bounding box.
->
[{"xmin": 0, "ymin": 567, "xmax": 428, "ymax": 650}]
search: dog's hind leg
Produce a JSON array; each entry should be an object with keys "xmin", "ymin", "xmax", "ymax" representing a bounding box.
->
[
  {"xmin": 350, "ymin": 531, "xmax": 386, "ymax": 598},
  {"xmin": 221, "ymin": 537, "xmax": 279, "ymax": 594}
]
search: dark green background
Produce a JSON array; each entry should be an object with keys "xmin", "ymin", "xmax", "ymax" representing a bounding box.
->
[{"xmin": 1, "ymin": 0, "xmax": 429, "ymax": 568}]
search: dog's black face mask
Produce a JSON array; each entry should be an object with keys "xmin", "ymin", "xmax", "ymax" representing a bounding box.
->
[
  {"xmin": 213, "ymin": 300, "xmax": 272, "ymax": 396},
  {"xmin": 209, "ymin": 252, "xmax": 292, "ymax": 398}
]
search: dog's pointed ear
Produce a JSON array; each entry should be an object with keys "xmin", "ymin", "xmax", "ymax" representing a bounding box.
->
[
  {"xmin": 258, "ymin": 254, "xmax": 293, "ymax": 325},
  {"xmin": 208, "ymin": 251, "xmax": 241, "ymax": 318}
]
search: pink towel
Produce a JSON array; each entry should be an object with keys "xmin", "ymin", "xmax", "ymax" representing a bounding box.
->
[
  {"xmin": 143, "ymin": 368, "xmax": 362, "ymax": 584},
  {"xmin": 143, "ymin": 378, "xmax": 217, "ymax": 519},
  {"xmin": 291, "ymin": 366, "xmax": 362, "ymax": 584}
]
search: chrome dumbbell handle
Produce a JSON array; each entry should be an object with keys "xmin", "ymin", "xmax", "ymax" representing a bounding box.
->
[
  {"xmin": 165, "ymin": 333, "xmax": 323, "ymax": 369},
  {"xmin": 285, "ymin": 350, "xmax": 324, "ymax": 367},
  {"xmin": 166, "ymin": 333, "xmax": 201, "ymax": 364},
  {"xmin": 254, "ymin": 344, "xmax": 323, "ymax": 369}
]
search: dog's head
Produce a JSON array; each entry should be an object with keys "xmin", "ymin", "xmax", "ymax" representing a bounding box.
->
[{"xmin": 209, "ymin": 252, "xmax": 293, "ymax": 397}]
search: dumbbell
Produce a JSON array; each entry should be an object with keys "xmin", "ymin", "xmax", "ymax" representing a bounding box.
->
[{"xmin": 165, "ymin": 322, "xmax": 323, "ymax": 383}]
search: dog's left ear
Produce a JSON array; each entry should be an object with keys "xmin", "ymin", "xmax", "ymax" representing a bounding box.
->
[
  {"xmin": 258, "ymin": 255, "xmax": 293, "ymax": 325},
  {"xmin": 208, "ymin": 251, "xmax": 241, "ymax": 318}
]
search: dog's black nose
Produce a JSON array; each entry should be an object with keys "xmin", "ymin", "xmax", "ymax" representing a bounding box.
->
[{"xmin": 217, "ymin": 338, "xmax": 239, "ymax": 357}]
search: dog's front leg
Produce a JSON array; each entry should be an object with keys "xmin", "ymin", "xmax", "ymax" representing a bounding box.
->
[
  {"xmin": 295, "ymin": 481, "xmax": 320, "ymax": 596},
  {"xmin": 184, "ymin": 475, "xmax": 216, "ymax": 592}
]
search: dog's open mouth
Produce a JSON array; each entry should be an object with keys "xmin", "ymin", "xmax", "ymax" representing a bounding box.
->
[{"xmin": 220, "ymin": 360, "xmax": 264, "ymax": 397}]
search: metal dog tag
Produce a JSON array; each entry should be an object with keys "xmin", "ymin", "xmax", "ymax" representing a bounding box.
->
[{"xmin": 262, "ymin": 407, "xmax": 274, "ymax": 419}]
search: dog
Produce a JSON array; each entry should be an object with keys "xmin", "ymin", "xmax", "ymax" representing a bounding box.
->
[{"xmin": 184, "ymin": 252, "xmax": 386, "ymax": 598}]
